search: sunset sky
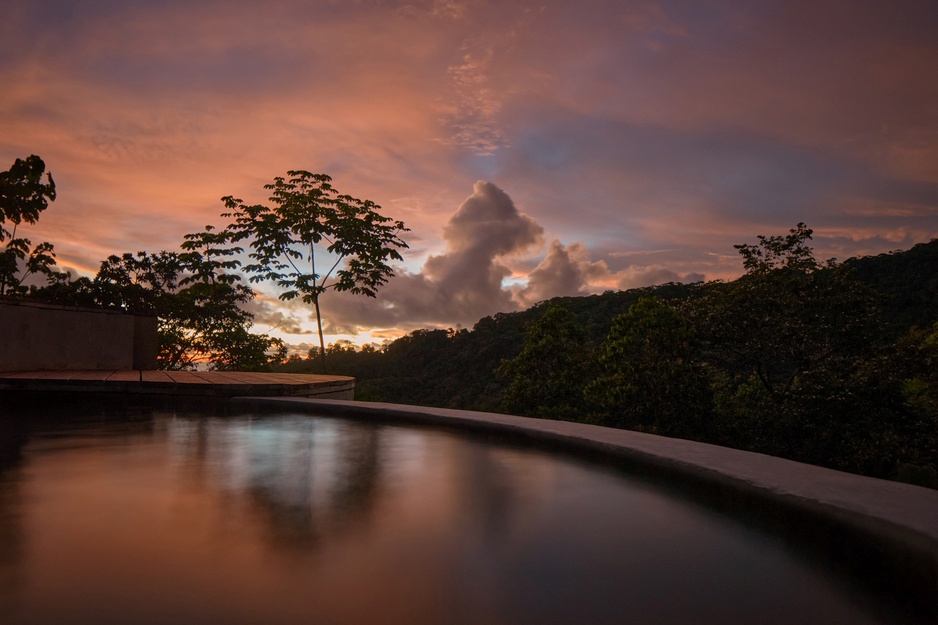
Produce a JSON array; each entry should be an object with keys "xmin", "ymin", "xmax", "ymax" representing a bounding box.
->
[{"xmin": 3, "ymin": 0, "xmax": 937, "ymax": 348}]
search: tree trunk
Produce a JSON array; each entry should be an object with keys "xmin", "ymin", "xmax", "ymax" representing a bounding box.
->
[{"xmin": 313, "ymin": 293, "xmax": 326, "ymax": 373}]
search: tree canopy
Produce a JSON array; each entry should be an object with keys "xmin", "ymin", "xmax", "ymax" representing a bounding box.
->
[
  {"xmin": 36, "ymin": 227, "xmax": 283, "ymax": 371},
  {"xmin": 686, "ymin": 223, "xmax": 881, "ymax": 406},
  {"xmin": 586, "ymin": 296, "xmax": 712, "ymax": 439},
  {"xmin": 0, "ymin": 155, "xmax": 59, "ymax": 295},
  {"xmin": 222, "ymin": 171, "xmax": 409, "ymax": 369},
  {"xmin": 497, "ymin": 305, "xmax": 596, "ymax": 422}
]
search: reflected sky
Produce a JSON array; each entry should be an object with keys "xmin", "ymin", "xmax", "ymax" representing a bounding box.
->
[{"xmin": 0, "ymin": 409, "xmax": 916, "ymax": 624}]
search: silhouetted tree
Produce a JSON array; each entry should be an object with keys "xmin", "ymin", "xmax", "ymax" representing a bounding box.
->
[
  {"xmin": 0, "ymin": 155, "xmax": 59, "ymax": 295},
  {"xmin": 222, "ymin": 171, "xmax": 408, "ymax": 370},
  {"xmin": 686, "ymin": 224, "xmax": 880, "ymax": 405},
  {"xmin": 37, "ymin": 226, "xmax": 281, "ymax": 371},
  {"xmin": 682, "ymin": 224, "xmax": 924, "ymax": 475}
]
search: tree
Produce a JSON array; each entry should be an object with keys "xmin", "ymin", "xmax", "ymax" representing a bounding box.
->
[
  {"xmin": 222, "ymin": 170, "xmax": 409, "ymax": 370},
  {"xmin": 681, "ymin": 224, "xmax": 922, "ymax": 473},
  {"xmin": 585, "ymin": 296, "xmax": 712, "ymax": 438},
  {"xmin": 733, "ymin": 221, "xmax": 821, "ymax": 274},
  {"xmin": 497, "ymin": 305, "xmax": 596, "ymax": 422},
  {"xmin": 686, "ymin": 223, "xmax": 880, "ymax": 407},
  {"xmin": 0, "ymin": 155, "xmax": 59, "ymax": 295},
  {"xmin": 36, "ymin": 226, "xmax": 281, "ymax": 371},
  {"xmin": 162, "ymin": 225, "xmax": 271, "ymax": 370}
]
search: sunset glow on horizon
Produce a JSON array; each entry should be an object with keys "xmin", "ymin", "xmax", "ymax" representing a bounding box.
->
[{"xmin": 3, "ymin": 0, "xmax": 937, "ymax": 347}]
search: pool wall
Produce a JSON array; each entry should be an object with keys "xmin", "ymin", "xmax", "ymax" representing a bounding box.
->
[{"xmin": 230, "ymin": 396, "xmax": 938, "ymax": 614}]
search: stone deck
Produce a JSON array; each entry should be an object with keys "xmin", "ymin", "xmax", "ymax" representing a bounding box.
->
[{"xmin": 0, "ymin": 370, "xmax": 354, "ymax": 399}]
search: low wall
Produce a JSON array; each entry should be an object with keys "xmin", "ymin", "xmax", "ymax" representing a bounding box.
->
[{"xmin": 0, "ymin": 298, "xmax": 158, "ymax": 371}]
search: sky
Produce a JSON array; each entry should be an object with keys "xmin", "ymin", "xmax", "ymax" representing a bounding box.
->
[{"xmin": 3, "ymin": 0, "xmax": 938, "ymax": 348}]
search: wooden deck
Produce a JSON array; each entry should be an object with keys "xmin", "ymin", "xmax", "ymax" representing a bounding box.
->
[{"xmin": 0, "ymin": 370, "xmax": 355, "ymax": 399}]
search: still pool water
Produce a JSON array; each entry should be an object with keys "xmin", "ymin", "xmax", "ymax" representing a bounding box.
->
[{"xmin": 0, "ymin": 407, "xmax": 919, "ymax": 624}]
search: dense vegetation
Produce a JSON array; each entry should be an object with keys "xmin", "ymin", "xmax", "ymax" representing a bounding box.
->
[{"xmin": 276, "ymin": 227, "xmax": 938, "ymax": 487}]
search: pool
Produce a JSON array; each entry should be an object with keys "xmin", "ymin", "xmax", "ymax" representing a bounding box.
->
[{"xmin": 0, "ymin": 398, "xmax": 933, "ymax": 624}]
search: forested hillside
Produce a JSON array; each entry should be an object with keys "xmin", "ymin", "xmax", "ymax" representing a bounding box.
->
[
  {"xmin": 279, "ymin": 281, "xmax": 701, "ymax": 409},
  {"xmin": 276, "ymin": 232, "xmax": 938, "ymax": 486}
]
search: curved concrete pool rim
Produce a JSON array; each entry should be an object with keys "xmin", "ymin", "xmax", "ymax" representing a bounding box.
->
[{"xmin": 231, "ymin": 396, "xmax": 938, "ymax": 614}]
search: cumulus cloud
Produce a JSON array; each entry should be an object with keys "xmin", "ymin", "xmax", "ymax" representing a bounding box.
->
[
  {"xmin": 516, "ymin": 239, "xmax": 706, "ymax": 307},
  {"xmin": 323, "ymin": 181, "xmax": 541, "ymax": 333},
  {"xmin": 440, "ymin": 180, "xmax": 542, "ymax": 256},
  {"xmin": 517, "ymin": 240, "xmax": 609, "ymax": 306},
  {"xmin": 319, "ymin": 182, "xmax": 707, "ymax": 336}
]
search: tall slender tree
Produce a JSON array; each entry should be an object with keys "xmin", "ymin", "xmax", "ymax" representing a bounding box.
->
[{"xmin": 222, "ymin": 170, "xmax": 409, "ymax": 370}]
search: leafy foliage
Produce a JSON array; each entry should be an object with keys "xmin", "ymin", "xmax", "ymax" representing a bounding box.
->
[
  {"xmin": 686, "ymin": 224, "xmax": 881, "ymax": 406},
  {"xmin": 844, "ymin": 239, "xmax": 938, "ymax": 336},
  {"xmin": 677, "ymin": 226, "xmax": 931, "ymax": 475},
  {"xmin": 497, "ymin": 305, "xmax": 597, "ymax": 421},
  {"xmin": 586, "ymin": 297, "xmax": 712, "ymax": 439},
  {"xmin": 0, "ymin": 155, "xmax": 59, "ymax": 295},
  {"xmin": 222, "ymin": 171, "xmax": 409, "ymax": 368},
  {"xmin": 36, "ymin": 227, "xmax": 282, "ymax": 371}
]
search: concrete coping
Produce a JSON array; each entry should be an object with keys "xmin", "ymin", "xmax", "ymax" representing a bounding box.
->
[{"xmin": 229, "ymin": 396, "xmax": 938, "ymax": 616}]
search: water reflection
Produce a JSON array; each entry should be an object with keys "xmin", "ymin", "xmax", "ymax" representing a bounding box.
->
[
  {"xmin": 0, "ymin": 415, "xmax": 28, "ymax": 594},
  {"xmin": 166, "ymin": 416, "xmax": 385, "ymax": 549},
  {"xmin": 0, "ymin": 407, "xmax": 924, "ymax": 625}
]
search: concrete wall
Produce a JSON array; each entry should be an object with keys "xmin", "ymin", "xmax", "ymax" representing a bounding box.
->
[
  {"xmin": 132, "ymin": 315, "xmax": 159, "ymax": 370},
  {"xmin": 0, "ymin": 298, "xmax": 158, "ymax": 371}
]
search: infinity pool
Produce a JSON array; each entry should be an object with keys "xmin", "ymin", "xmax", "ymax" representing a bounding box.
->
[{"xmin": 0, "ymin": 406, "xmax": 921, "ymax": 624}]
